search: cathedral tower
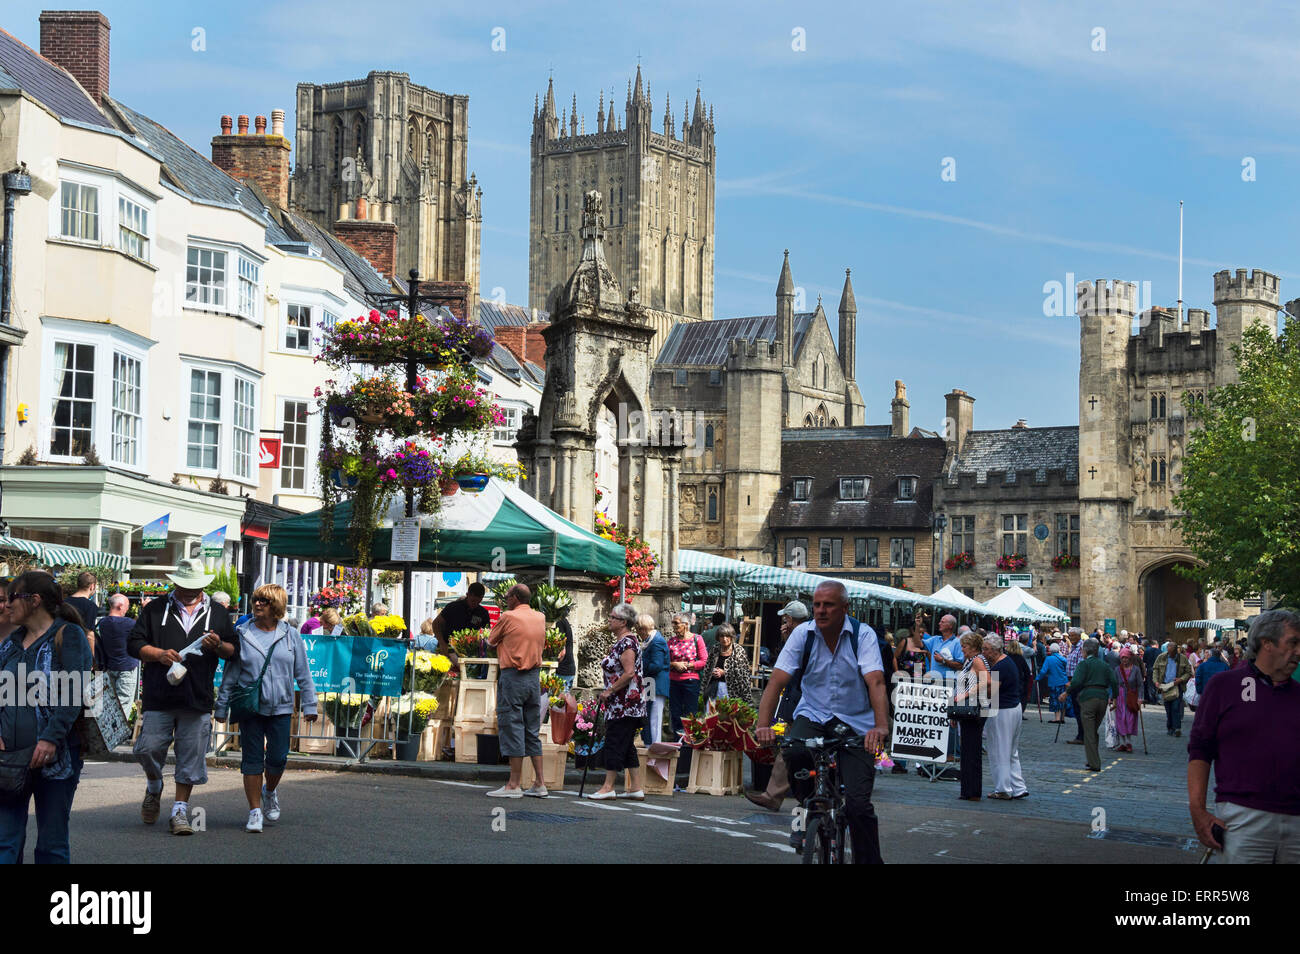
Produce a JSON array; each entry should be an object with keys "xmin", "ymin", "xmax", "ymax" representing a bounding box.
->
[
  {"xmin": 1212, "ymin": 269, "xmax": 1279, "ymax": 386},
  {"xmin": 292, "ymin": 72, "xmax": 482, "ymax": 290},
  {"xmin": 723, "ymin": 337, "xmax": 784, "ymax": 562},
  {"xmin": 529, "ymin": 68, "xmax": 715, "ymax": 350}
]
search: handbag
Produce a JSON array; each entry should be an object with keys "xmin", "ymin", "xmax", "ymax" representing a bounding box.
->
[
  {"xmin": 945, "ymin": 703, "xmax": 981, "ymax": 719},
  {"xmin": 228, "ymin": 634, "xmax": 286, "ymax": 723},
  {"xmin": 0, "ymin": 724, "xmax": 34, "ymax": 803},
  {"xmin": 1125, "ymin": 689, "xmax": 1141, "ymax": 714}
]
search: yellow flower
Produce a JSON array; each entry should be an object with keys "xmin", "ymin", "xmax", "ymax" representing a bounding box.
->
[
  {"xmin": 414, "ymin": 697, "xmax": 439, "ymax": 718},
  {"xmin": 430, "ymin": 654, "xmax": 451, "ymax": 674},
  {"xmin": 772, "ymin": 722, "xmax": 787, "ymax": 737},
  {"xmin": 413, "ymin": 651, "xmax": 434, "ymax": 673},
  {"xmin": 371, "ymin": 614, "xmax": 408, "ymax": 636}
]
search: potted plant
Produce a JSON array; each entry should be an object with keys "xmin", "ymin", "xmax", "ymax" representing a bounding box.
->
[
  {"xmin": 392, "ymin": 693, "xmax": 440, "ymax": 761},
  {"xmin": 571, "ymin": 699, "xmax": 604, "ymax": 769},
  {"xmin": 319, "ymin": 693, "xmax": 367, "ymax": 757},
  {"xmin": 530, "ymin": 582, "xmax": 574, "ymax": 623},
  {"xmin": 450, "ymin": 450, "xmax": 524, "ymax": 492}
]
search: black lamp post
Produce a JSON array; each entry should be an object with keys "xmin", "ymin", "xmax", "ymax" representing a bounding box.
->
[{"xmin": 931, "ymin": 512, "xmax": 948, "ymax": 593}]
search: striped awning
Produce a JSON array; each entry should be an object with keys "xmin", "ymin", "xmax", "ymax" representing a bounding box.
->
[
  {"xmin": 678, "ymin": 549, "xmax": 760, "ymax": 583},
  {"xmin": 1174, "ymin": 618, "xmax": 1240, "ymax": 630},
  {"xmin": 0, "ymin": 536, "xmax": 129, "ymax": 572}
]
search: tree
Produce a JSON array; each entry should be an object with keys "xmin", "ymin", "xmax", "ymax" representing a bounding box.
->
[{"xmin": 1176, "ymin": 320, "xmax": 1300, "ymax": 604}]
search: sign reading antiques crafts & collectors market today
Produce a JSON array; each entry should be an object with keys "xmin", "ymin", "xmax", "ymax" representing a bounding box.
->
[{"xmin": 889, "ymin": 679, "xmax": 952, "ymax": 763}]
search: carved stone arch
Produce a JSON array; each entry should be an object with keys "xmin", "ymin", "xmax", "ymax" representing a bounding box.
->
[
  {"xmin": 588, "ymin": 361, "xmax": 640, "ymax": 436},
  {"xmin": 407, "ymin": 120, "xmax": 420, "ymax": 161},
  {"xmin": 804, "ymin": 414, "xmax": 814, "ymax": 427}
]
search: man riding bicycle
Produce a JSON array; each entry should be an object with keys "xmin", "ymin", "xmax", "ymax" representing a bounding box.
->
[{"xmin": 756, "ymin": 580, "xmax": 889, "ymax": 864}]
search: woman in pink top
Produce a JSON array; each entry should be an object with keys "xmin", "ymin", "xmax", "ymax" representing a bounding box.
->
[{"xmin": 666, "ymin": 614, "xmax": 707, "ymax": 739}]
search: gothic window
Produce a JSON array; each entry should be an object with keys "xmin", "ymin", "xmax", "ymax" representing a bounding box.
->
[
  {"xmin": 830, "ymin": 418, "xmax": 838, "ymax": 427},
  {"xmin": 426, "ymin": 130, "xmax": 434, "ymax": 164},
  {"xmin": 804, "ymin": 414, "xmax": 814, "ymax": 427},
  {"xmin": 707, "ymin": 487, "xmax": 719, "ymax": 522},
  {"xmin": 407, "ymin": 123, "xmax": 419, "ymax": 161},
  {"xmin": 822, "ymin": 362, "xmax": 828, "ymax": 389},
  {"xmin": 354, "ymin": 117, "xmax": 368, "ymax": 166},
  {"xmin": 1151, "ymin": 457, "xmax": 1167, "ymax": 485},
  {"xmin": 333, "ymin": 119, "xmax": 344, "ymax": 174},
  {"xmin": 564, "ymin": 192, "xmax": 569, "ymax": 210},
  {"xmin": 1150, "ymin": 392, "xmax": 1167, "ymax": 420},
  {"xmin": 704, "ymin": 424, "xmax": 714, "ymax": 449}
]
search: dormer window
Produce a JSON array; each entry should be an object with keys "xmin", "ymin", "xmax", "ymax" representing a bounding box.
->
[
  {"xmin": 839, "ymin": 477, "xmax": 868, "ymax": 500},
  {"xmin": 897, "ymin": 476, "xmax": 916, "ymax": 501},
  {"xmin": 792, "ymin": 477, "xmax": 812, "ymax": 501}
]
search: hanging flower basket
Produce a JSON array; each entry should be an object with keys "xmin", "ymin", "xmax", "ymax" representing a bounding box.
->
[
  {"xmin": 329, "ymin": 467, "xmax": 361, "ymax": 492},
  {"xmin": 456, "ymin": 474, "xmax": 490, "ymax": 493},
  {"xmin": 439, "ymin": 477, "xmax": 460, "ymax": 496},
  {"xmin": 319, "ymin": 309, "xmax": 494, "ymax": 368}
]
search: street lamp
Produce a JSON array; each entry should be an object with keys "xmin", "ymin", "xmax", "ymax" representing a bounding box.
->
[{"xmin": 931, "ymin": 512, "xmax": 947, "ymax": 593}]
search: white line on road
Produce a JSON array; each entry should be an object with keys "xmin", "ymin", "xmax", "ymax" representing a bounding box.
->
[
  {"xmin": 635, "ymin": 812, "xmax": 694, "ymax": 824},
  {"xmin": 692, "ymin": 814, "xmax": 748, "ymax": 826},
  {"xmin": 759, "ymin": 842, "xmax": 796, "ymax": 853},
  {"xmin": 434, "ymin": 780, "xmax": 492, "ymax": 789},
  {"xmin": 698, "ymin": 826, "xmax": 754, "ymax": 838},
  {"xmin": 636, "ymin": 803, "xmax": 681, "ymax": 813},
  {"xmin": 572, "ymin": 800, "xmax": 630, "ymax": 811},
  {"xmin": 760, "ymin": 829, "xmax": 790, "ymax": 837}
]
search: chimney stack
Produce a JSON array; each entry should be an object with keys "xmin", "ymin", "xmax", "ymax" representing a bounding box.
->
[
  {"xmin": 211, "ymin": 109, "xmax": 292, "ymax": 210},
  {"xmin": 39, "ymin": 10, "xmax": 111, "ymax": 107},
  {"xmin": 944, "ymin": 389, "xmax": 975, "ymax": 457},
  {"xmin": 890, "ymin": 380, "xmax": 910, "ymax": 438},
  {"xmin": 1012, "ymin": 418, "xmax": 1029, "ymax": 429},
  {"xmin": 333, "ymin": 199, "xmax": 398, "ymax": 279}
]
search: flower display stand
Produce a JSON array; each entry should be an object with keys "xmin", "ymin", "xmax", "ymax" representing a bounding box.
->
[
  {"xmin": 436, "ymin": 680, "xmax": 458, "ymax": 722},
  {"xmin": 626, "ymin": 745, "xmax": 678, "ymax": 797},
  {"xmin": 418, "ymin": 719, "xmax": 452, "ymax": 761},
  {"xmin": 521, "ymin": 743, "xmax": 568, "ymax": 791},
  {"xmin": 455, "ymin": 724, "xmax": 500, "ymax": 764},
  {"xmin": 297, "ymin": 711, "xmax": 336, "ymax": 755},
  {"xmin": 455, "ymin": 657, "xmax": 498, "ymax": 728},
  {"xmin": 685, "ymin": 749, "xmax": 743, "ymax": 796}
]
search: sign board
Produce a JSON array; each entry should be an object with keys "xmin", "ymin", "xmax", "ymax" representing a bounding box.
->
[
  {"xmin": 1104, "ymin": 618, "xmax": 1117, "ymax": 636},
  {"xmin": 390, "ymin": 518, "xmax": 421, "ymax": 563},
  {"xmin": 141, "ymin": 514, "xmax": 169, "ymax": 550},
  {"xmin": 996, "ymin": 573, "xmax": 1033, "ymax": 588},
  {"xmin": 258, "ymin": 437, "xmax": 281, "ymax": 469},
  {"xmin": 889, "ymin": 679, "xmax": 953, "ymax": 764},
  {"xmin": 201, "ymin": 526, "xmax": 226, "ymax": 558}
]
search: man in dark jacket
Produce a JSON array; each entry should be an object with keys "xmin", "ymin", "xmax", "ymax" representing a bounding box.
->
[{"xmin": 128, "ymin": 559, "xmax": 239, "ymax": 836}]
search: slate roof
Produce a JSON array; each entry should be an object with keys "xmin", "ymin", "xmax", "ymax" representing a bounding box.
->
[
  {"xmin": 946, "ymin": 426, "xmax": 1079, "ymax": 484},
  {"xmin": 478, "ymin": 299, "xmax": 548, "ymax": 332},
  {"xmin": 0, "ymin": 28, "xmax": 110, "ymax": 128},
  {"xmin": 656, "ymin": 313, "xmax": 814, "ymax": 366},
  {"xmin": 769, "ymin": 432, "xmax": 948, "ymax": 530},
  {"xmin": 269, "ymin": 206, "xmax": 392, "ymax": 301}
]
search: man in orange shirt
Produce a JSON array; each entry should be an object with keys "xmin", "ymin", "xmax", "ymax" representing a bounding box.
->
[{"xmin": 485, "ymin": 583, "xmax": 548, "ymax": 797}]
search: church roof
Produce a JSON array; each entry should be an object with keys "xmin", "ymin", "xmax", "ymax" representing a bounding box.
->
[
  {"xmin": 656, "ymin": 313, "xmax": 814, "ymax": 367},
  {"xmin": 947, "ymin": 425, "xmax": 1079, "ymax": 484},
  {"xmin": 770, "ymin": 432, "xmax": 948, "ymax": 531},
  {"xmin": 0, "ymin": 27, "xmax": 111, "ymax": 128}
]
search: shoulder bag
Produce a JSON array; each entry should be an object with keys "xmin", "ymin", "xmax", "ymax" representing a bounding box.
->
[
  {"xmin": 228, "ymin": 633, "xmax": 286, "ymax": 723},
  {"xmin": 0, "ymin": 693, "xmax": 34, "ymax": 801}
]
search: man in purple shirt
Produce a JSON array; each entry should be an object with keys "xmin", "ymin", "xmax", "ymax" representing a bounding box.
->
[{"xmin": 1188, "ymin": 609, "xmax": 1300, "ymax": 863}]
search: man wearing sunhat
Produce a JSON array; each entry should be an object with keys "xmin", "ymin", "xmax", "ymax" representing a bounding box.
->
[{"xmin": 127, "ymin": 558, "xmax": 240, "ymax": 835}]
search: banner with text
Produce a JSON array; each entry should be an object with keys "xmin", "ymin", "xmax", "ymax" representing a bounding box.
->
[{"xmin": 301, "ymin": 634, "xmax": 407, "ymax": 695}]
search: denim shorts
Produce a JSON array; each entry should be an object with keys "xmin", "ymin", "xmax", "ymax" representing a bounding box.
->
[{"xmin": 238, "ymin": 713, "xmax": 292, "ymax": 775}]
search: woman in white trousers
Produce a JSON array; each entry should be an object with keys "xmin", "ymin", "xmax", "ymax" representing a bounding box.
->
[{"xmin": 982, "ymin": 633, "xmax": 1029, "ymax": 799}]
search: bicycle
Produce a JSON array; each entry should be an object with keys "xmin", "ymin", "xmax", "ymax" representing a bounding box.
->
[{"xmin": 780, "ymin": 724, "xmax": 863, "ymax": 865}]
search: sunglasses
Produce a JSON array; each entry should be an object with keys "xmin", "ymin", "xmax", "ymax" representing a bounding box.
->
[{"xmin": 253, "ymin": 597, "xmax": 270, "ymax": 605}]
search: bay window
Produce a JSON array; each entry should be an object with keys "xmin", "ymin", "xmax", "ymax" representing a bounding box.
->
[
  {"xmin": 280, "ymin": 399, "xmax": 310, "ymax": 491},
  {"xmin": 187, "ymin": 370, "xmax": 222, "ymax": 470},
  {"xmin": 117, "ymin": 195, "xmax": 149, "ymax": 259},
  {"xmin": 285, "ymin": 303, "xmax": 312, "ymax": 352},
  {"xmin": 180, "ymin": 361, "xmax": 261, "ymax": 481},
  {"xmin": 111, "ymin": 353, "xmax": 142, "ymax": 467},
  {"xmin": 186, "ymin": 247, "xmax": 227, "ymax": 309},
  {"xmin": 52, "ymin": 168, "xmax": 155, "ymax": 262},
  {"xmin": 233, "ymin": 379, "xmax": 256, "ymax": 480},
  {"xmin": 60, "ymin": 182, "xmax": 100, "ymax": 242},
  {"xmin": 186, "ymin": 242, "xmax": 264, "ymax": 321},
  {"xmin": 50, "ymin": 342, "xmax": 95, "ymax": 457}
]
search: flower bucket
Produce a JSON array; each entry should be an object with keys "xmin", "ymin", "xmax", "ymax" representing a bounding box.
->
[
  {"xmin": 456, "ymin": 474, "xmax": 490, "ymax": 493},
  {"xmin": 439, "ymin": 477, "xmax": 460, "ymax": 496},
  {"xmin": 329, "ymin": 468, "xmax": 360, "ymax": 491},
  {"xmin": 395, "ymin": 733, "xmax": 421, "ymax": 762}
]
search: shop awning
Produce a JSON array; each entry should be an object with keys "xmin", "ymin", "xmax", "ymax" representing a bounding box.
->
[
  {"xmin": 267, "ymin": 478, "xmax": 627, "ymax": 578},
  {"xmin": 0, "ymin": 536, "xmax": 129, "ymax": 572},
  {"xmin": 1174, "ymin": 618, "xmax": 1241, "ymax": 630}
]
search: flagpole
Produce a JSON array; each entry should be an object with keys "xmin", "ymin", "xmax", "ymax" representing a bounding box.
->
[{"xmin": 1177, "ymin": 200, "xmax": 1184, "ymax": 326}]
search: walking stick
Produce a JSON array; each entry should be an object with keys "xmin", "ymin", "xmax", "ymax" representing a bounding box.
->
[{"xmin": 1139, "ymin": 693, "xmax": 1148, "ymax": 755}]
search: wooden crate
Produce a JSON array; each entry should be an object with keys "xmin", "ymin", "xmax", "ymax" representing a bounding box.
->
[
  {"xmin": 455, "ymin": 658, "xmax": 499, "ymax": 728},
  {"xmin": 418, "ymin": 719, "xmax": 453, "ymax": 761},
  {"xmin": 454, "ymin": 723, "xmax": 499, "ymax": 764},
  {"xmin": 521, "ymin": 743, "xmax": 568, "ymax": 791},
  {"xmin": 436, "ymin": 680, "xmax": 458, "ymax": 722},
  {"xmin": 685, "ymin": 749, "xmax": 743, "ymax": 796},
  {"xmin": 625, "ymin": 745, "xmax": 678, "ymax": 797},
  {"xmin": 297, "ymin": 711, "xmax": 336, "ymax": 754}
]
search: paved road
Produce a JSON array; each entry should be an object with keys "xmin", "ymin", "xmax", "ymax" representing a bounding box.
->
[{"xmin": 28, "ymin": 705, "xmax": 1207, "ymax": 863}]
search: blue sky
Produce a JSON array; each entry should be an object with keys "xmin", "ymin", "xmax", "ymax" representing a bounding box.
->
[{"xmin": 10, "ymin": 1, "xmax": 1300, "ymax": 430}]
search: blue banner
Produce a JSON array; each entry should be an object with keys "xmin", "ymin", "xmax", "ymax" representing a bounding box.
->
[
  {"xmin": 141, "ymin": 514, "xmax": 169, "ymax": 550},
  {"xmin": 301, "ymin": 634, "xmax": 407, "ymax": 695},
  {"xmin": 201, "ymin": 526, "xmax": 226, "ymax": 558}
]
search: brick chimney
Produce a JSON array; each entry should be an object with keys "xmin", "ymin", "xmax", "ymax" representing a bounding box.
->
[
  {"xmin": 39, "ymin": 10, "xmax": 111, "ymax": 107},
  {"xmin": 211, "ymin": 109, "xmax": 291, "ymax": 209},
  {"xmin": 496, "ymin": 323, "xmax": 548, "ymax": 367},
  {"xmin": 417, "ymin": 281, "xmax": 473, "ymax": 324},
  {"xmin": 333, "ymin": 198, "xmax": 399, "ymax": 280}
]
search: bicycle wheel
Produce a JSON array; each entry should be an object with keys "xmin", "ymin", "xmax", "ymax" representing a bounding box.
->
[{"xmin": 802, "ymin": 814, "xmax": 832, "ymax": 865}]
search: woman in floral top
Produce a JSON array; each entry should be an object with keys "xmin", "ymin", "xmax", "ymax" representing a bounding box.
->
[
  {"xmin": 667, "ymin": 614, "xmax": 708, "ymax": 739},
  {"xmin": 588, "ymin": 603, "xmax": 647, "ymax": 800}
]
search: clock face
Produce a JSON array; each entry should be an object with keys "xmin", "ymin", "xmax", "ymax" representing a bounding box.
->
[{"xmin": 1034, "ymin": 523, "xmax": 1049, "ymax": 541}]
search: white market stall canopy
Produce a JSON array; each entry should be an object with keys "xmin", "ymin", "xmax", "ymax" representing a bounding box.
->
[
  {"xmin": 929, "ymin": 584, "xmax": 990, "ymax": 616},
  {"xmin": 679, "ymin": 550, "xmax": 968, "ymax": 614},
  {"xmin": 981, "ymin": 585, "xmax": 1069, "ymax": 622},
  {"xmin": 1175, "ymin": 619, "xmax": 1241, "ymax": 630},
  {"xmin": 0, "ymin": 535, "xmax": 129, "ymax": 572}
]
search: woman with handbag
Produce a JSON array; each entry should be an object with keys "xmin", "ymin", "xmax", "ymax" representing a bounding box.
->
[
  {"xmin": 215, "ymin": 584, "xmax": 318, "ymax": 833},
  {"xmin": 1112, "ymin": 648, "xmax": 1142, "ymax": 752},
  {"xmin": 982, "ymin": 633, "xmax": 1029, "ymax": 800},
  {"xmin": 637, "ymin": 614, "xmax": 669, "ymax": 744},
  {"xmin": 666, "ymin": 615, "xmax": 708, "ymax": 739},
  {"xmin": 0, "ymin": 571, "xmax": 93, "ymax": 863},
  {"xmin": 587, "ymin": 602, "xmax": 647, "ymax": 800},
  {"xmin": 952, "ymin": 631, "xmax": 989, "ymax": 801}
]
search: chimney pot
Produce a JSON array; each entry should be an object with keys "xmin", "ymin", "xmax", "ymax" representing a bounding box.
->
[
  {"xmin": 254, "ymin": 115, "xmax": 267, "ymax": 135},
  {"xmin": 220, "ymin": 115, "xmax": 233, "ymax": 135},
  {"xmin": 237, "ymin": 115, "xmax": 249, "ymax": 135},
  {"xmin": 271, "ymin": 109, "xmax": 286, "ymax": 137},
  {"xmin": 355, "ymin": 196, "xmax": 368, "ymax": 220}
]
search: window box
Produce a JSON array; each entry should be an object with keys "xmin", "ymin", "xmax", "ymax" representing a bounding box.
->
[
  {"xmin": 944, "ymin": 551, "xmax": 974, "ymax": 571},
  {"xmin": 996, "ymin": 554, "xmax": 1027, "ymax": 571},
  {"xmin": 1051, "ymin": 553, "xmax": 1079, "ymax": 571}
]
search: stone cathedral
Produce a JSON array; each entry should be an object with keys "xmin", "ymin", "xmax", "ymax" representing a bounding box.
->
[{"xmin": 291, "ymin": 71, "xmax": 482, "ymax": 291}]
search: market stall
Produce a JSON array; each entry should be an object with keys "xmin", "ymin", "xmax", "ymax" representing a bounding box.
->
[{"xmin": 981, "ymin": 585, "xmax": 1070, "ymax": 623}]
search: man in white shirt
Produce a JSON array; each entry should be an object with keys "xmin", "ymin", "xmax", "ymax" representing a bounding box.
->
[{"xmin": 756, "ymin": 581, "xmax": 889, "ymax": 863}]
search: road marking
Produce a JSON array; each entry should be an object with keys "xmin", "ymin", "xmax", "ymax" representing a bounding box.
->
[
  {"xmin": 573, "ymin": 799, "xmax": 630, "ymax": 811},
  {"xmin": 760, "ymin": 829, "xmax": 791, "ymax": 837},
  {"xmin": 635, "ymin": 812, "xmax": 694, "ymax": 824},
  {"xmin": 691, "ymin": 814, "xmax": 748, "ymax": 826},
  {"xmin": 699, "ymin": 826, "xmax": 754, "ymax": 838},
  {"xmin": 434, "ymin": 780, "xmax": 492, "ymax": 789},
  {"xmin": 635, "ymin": 803, "xmax": 681, "ymax": 813},
  {"xmin": 759, "ymin": 842, "xmax": 795, "ymax": 854}
]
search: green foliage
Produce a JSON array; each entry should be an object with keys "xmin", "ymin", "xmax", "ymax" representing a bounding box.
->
[
  {"xmin": 1176, "ymin": 321, "xmax": 1300, "ymax": 604},
  {"xmin": 375, "ymin": 570, "xmax": 403, "ymax": 594},
  {"xmin": 530, "ymin": 582, "xmax": 574, "ymax": 622},
  {"xmin": 56, "ymin": 564, "xmax": 115, "ymax": 596},
  {"xmin": 488, "ymin": 576, "xmax": 517, "ymax": 608},
  {"xmin": 204, "ymin": 565, "xmax": 240, "ymax": 604}
]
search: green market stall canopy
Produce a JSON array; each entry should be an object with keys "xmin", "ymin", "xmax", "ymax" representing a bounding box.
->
[
  {"xmin": 267, "ymin": 478, "xmax": 626, "ymax": 578},
  {"xmin": 0, "ymin": 535, "xmax": 129, "ymax": 572}
]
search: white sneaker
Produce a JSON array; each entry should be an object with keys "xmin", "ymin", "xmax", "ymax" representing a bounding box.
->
[
  {"xmin": 262, "ymin": 787, "xmax": 280, "ymax": 823},
  {"xmin": 246, "ymin": 808, "xmax": 263, "ymax": 833},
  {"xmin": 486, "ymin": 786, "xmax": 523, "ymax": 798},
  {"xmin": 524, "ymin": 784, "xmax": 549, "ymax": 798}
]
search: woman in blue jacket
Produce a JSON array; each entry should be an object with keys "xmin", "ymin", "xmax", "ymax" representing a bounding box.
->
[
  {"xmin": 637, "ymin": 614, "xmax": 670, "ymax": 744},
  {"xmin": 1040, "ymin": 642, "xmax": 1070, "ymax": 723}
]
